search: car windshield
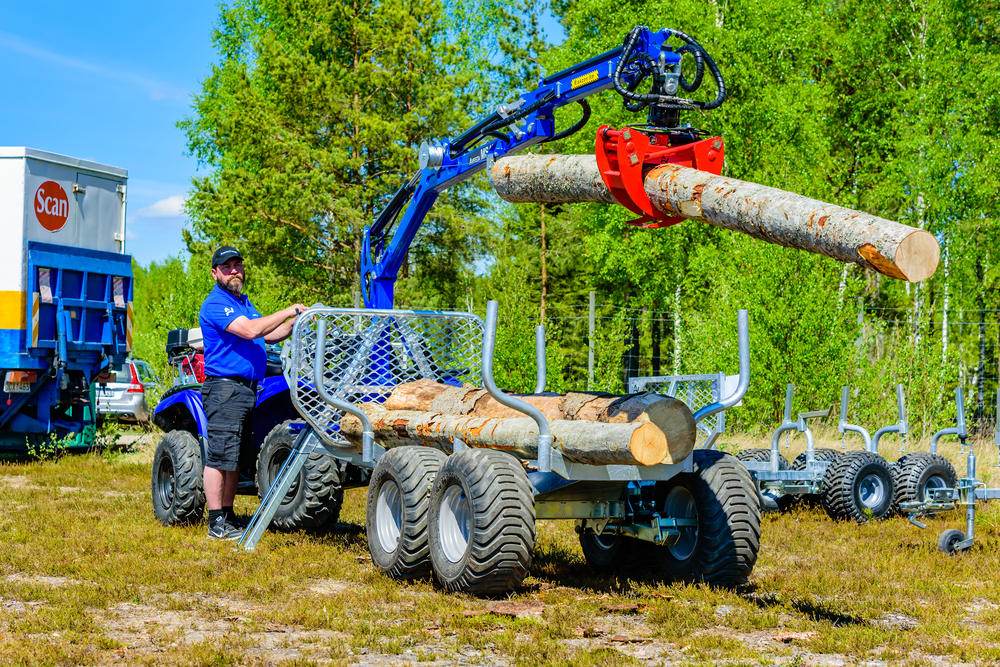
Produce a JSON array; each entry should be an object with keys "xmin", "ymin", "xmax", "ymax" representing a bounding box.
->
[{"xmin": 113, "ymin": 366, "xmax": 131, "ymax": 383}]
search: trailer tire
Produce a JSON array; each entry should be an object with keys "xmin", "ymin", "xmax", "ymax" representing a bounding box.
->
[
  {"xmin": 579, "ymin": 533, "xmax": 653, "ymax": 575},
  {"xmin": 428, "ymin": 449, "xmax": 535, "ymax": 596},
  {"xmin": 256, "ymin": 422, "xmax": 343, "ymax": 531},
  {"xmin": 366, "ymin": 446, "xmax": 447, "ymax": 580},
  {"xmin": 736, "ymin": 448, "xmax": 791, "ymax": 513},
  {"xmin": 892, "ymin": 452, "xmax": 958, "ymax": 514},
  {"xmin": 790, "ymin": 447, "xmax": 842, "ymax": 471},
  {"xmin": 937, "ymin": 528, "xmax": 967, "ymax": 554},
  {"xmin": 821, "ymin": 450, "xmax": 894, "ymax": 522},
  {"xmin": 656, "ymin": 450, "xmax": 761, "ymax": 587},
  {"xmin": 151, "ymin": 430, "xmax": 205, "ymax": 526}
]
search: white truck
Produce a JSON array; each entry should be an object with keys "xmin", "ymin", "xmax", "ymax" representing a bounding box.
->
[{"xmin": 0, "ymin": 147, "xmax": 132, "ymax": 451}]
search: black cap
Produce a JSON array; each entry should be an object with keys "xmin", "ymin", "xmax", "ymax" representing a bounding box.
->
[{"xmin": 211, "ymin": 245, "xmax": 243, "ymax": 268}]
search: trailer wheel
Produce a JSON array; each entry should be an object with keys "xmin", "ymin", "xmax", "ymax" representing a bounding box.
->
[
  {"xmin": 579, "ymin": 533, "xmax": 653, "ymax": 575},
  {"xmin": 821, "ymin": 451, "xmax": 894, "ymax": 522},
  {"xmin": 790, "ymin": 447, "xmax": 842, "ymax": 470},
  {"xmin": 256, "ymin": 421, "xmax": 343, "ymax": 530},
  {"xmin": 366, "ymin": 446, "xmax": 447, "ymax": 580},
  {"xmin": 736, "ymin": 448, "xmax": 791, "ymax": 513},
  {"xmin": 428, "ymin": 449, "xmax": 535, "ymax": 596},
  {"xmin": 656, "ymin": 450, "xmax": 761, "ymax": 587},
  {"xmin": 937, "ymin": 528, "xmax": 967, "ymax": 554},
  {"xmin": 151, "ymin": 430, "xmax": 205, "ymax": 526},
  {"xmin": 892, "ymin": 452, "xmax": 958, "ymax": 514}
]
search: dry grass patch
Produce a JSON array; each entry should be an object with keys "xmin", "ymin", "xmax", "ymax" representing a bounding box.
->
[{"xmin": 1, "ymin": 434, "xmax": 1000, "ymax": 665}]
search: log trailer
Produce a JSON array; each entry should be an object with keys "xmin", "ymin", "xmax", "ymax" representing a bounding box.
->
[{"xmin": 229, "ymin": 26, "xmax": 763, "ymax": 595}]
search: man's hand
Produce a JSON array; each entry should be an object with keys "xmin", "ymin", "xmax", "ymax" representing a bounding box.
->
[{"xmin": 227, "ymin": 303, "xmax": 309, "ymax": 341}]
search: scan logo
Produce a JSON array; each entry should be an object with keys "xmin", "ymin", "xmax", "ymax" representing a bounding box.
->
[{"xmin": 35, "ymin": 181, "xmax": 70, "ymax": 232}]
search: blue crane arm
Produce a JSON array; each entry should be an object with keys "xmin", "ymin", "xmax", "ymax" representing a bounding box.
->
[{"xmin": 360, "ymin": 26, "xmax": 724, "ymax": 308}]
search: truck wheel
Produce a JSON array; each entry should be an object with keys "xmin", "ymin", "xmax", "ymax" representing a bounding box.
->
[
  {"xmin": 892, "ymin": 452, "xmax": 958, "ymax": 514},
  {"xmin": 579, "ymin": 533, "xmax": 653, "ymax": 575},
  {"xmin": 937, "ymin": 528, "xmax": 967, "ymax": 554},
  {"xmin": 256, "ymin": 422, "xmax": 343, "ymax": 530},
  {"xmin": 821, "ymin": 451, "xmax": 894, "ymax": 522},
  {"xmin": 655, "ymin": 450, "xmax": 761, "ymax": 587},
  {"xmin": 151, "ymin": 430, "xmax": 205, "ymax": 526},
  {"xmin": 428, "ymin": 449, "xmax": 535, "ymax": 596},
  {"xmin": 736, "ymin": 448, "xmax": 791, "ymax": 513},
  {"xmin": 366, "ymin": 446, "xmax": 447, "ymax": 580}
]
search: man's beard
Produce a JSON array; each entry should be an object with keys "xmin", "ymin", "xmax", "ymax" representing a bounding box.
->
[{"xmin": 217, "ymin": 274, "xmax": 244, "ymax": 296}]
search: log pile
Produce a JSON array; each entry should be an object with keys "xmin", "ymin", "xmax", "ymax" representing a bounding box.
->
[
  {"xmin": 490, "ymin": 154, "xmax": 939, "ymax": 283},
  {"xmin": 338, "ymin": 379, "xmax": 696, "ymax": 466}
]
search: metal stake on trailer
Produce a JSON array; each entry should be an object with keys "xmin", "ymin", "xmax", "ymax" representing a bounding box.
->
[{"xmin": 903, "ymin": 387, "xmax": 1000, "ymax": 553}]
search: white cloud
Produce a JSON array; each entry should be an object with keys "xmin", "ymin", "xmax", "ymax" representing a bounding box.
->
[{"xmin": 134, "ymin": 195, "xmax": 186, "ymax": 218}]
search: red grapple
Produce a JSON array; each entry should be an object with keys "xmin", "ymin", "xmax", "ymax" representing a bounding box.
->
[{"xmin": 594, "ymin": 126, "xmax": 725, "ymax": 228}]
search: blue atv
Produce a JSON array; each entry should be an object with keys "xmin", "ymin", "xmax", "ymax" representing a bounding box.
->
[{"xmin": 150, "ymin": 327, "xmax": 366, "ymax": 529}]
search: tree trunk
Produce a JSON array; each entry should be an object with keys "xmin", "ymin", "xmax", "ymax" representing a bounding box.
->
[
  {"xmin": 339, "ymin": 402, "xmax": 675, "ymax": 466},
  {"xmin": 379, "ymin": 379, "xmax": 696, "ymax": 463},
  {"xmin": 491, "ymin": 154, "xmax": 939, "ymax": 283}
]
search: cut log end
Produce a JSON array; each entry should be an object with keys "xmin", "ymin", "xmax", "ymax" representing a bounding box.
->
[
  {"xmin": 895, "ymin": 230, "xmax": 940, "ymax": 283},
  {"xmin": 629, "ymin": 422, "xmax": 668, "ymax": 466}
]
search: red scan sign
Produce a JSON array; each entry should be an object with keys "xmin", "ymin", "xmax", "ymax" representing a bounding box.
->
[{"xmin": 35, "ymin": 181, "xmax": 69, "ymax": 232}]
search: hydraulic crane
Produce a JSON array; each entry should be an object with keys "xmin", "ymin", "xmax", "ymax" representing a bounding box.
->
[{"xmin": 360, "ymin": 25, "xmax": 728, "ymax": 308}]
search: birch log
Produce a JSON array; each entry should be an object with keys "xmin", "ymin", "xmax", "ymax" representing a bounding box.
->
[
  {"xmin": 339, "ymin": 402, "xmax": 677, "ymax": 466},
  {"xmin": 490, "ymin": 154, "xmax": 939, "ymax": 282},
  {"xmin": 382, "ymin": 379, "xmax": 696, "ymax": 463}
]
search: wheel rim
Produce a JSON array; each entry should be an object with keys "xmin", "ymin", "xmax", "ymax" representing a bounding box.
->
[
  {"xmin": 438, "ymin": 485, "xmax": 471, "ymax": 563},
  {"xmin": 268, "ymin": 447, "xmax": 299, "ymax": 505},
  {"xmin": 155, "ymin": 455, "xmax": 175, "ymax": 509},
  {"xmin": 590, "ymin": 533, "xmax": 618, "ymax": 552},
  {"xmin": 375, "ymin": 481, "xmax": 403, "ymax": 553},
  {"xmin": 925, "ymin": 474, "xmax": 948, "ymax": 495},
  {"xmin": 858, "ymin": 472, "xmax": 887, "ymax": 509},
  {"xmin": 664, "ymin": 485, "xmax": 698, "ymax": 561}
]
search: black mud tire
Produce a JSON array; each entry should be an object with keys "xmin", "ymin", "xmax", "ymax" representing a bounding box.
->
[
  {"xmin": 892, "ymin": 452, "xmax": 959, "ymax": 514},
  {"xmin": 151, "ymin": 430, "xmax": 205, "ymax": 526},
  {"xmin": 428, "ymin": 449, "xmax": 535, "ymax": 596},
  {"xmin": 655, "ymin": 450, "xmax": 761, "ymax": 587},
  {"xmin": 937, "ymin": 528, "xmax": 967, "ymax": 554},
  {"xmin": 821, "ymin": 451, "xmax": 895, "ymax": 522},
  {"xmin": 256, "ymin": 421, "xmax": 344, "ymax": 531},
  {"xmin": 579, "ymin": 533, "xmax": 654, "ymax": 576},
  {"xmin": 366, "ymin": 447, "xmax": 447, "ymax": 580},
  {"xmin": 737, "ymin": 448, "xmax": 792, "ymax": 513},
  {"xmin": 790, "ymin": 447, "xmax": 842, "ymax": 471}
]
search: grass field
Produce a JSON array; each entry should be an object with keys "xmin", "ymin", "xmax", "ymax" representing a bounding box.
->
[{"xmin": 2, "ymin": 432, "xmax": 1000, "ymax": 666}]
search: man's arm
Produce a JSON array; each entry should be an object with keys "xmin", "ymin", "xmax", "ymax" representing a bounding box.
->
[
  {"xmin": 226, "ymin": 303, "xmax": 306, "ymax": 340},
  {"xmin": 264, "ymin": 317, "xmax": 295, "ymax": 343}
]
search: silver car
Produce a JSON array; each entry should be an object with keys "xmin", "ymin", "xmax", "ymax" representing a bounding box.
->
[{"xmin": 95, "ymin": 359, "xmax": 159, "ymax": 424}]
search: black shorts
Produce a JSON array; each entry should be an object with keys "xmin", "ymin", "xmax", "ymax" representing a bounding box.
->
[{"xmin": 201, "ymin": 377, "xmax": 256, "ymax": 472}]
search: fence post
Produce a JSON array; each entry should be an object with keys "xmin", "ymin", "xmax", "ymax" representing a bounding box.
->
[{"xmin": 588, "ymin": 290, "xmax": 595, "ymax": 389}]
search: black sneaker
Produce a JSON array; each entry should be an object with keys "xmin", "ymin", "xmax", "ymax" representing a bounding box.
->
[
  {"xmin": 207, "ymin": 515, "xmax": 243, "ymax": 541},
  {"xmin": 226, "ymin": 514, "xmax": 248, "ymax": 531}
]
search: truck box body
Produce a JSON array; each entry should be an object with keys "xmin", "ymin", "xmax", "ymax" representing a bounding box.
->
[{"xmin": 0, "ymin": 148, "xmax": 133, "ymax": 449}]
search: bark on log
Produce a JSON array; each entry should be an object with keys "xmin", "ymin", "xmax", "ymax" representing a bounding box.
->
[
  {"xmin": 382, "ymin": 379, "xmax": 696, "ymax": 464},
  {"xmin": 490, "ymin": 154, "xmax": 938, "ymax": 283},
  {"xmin": 339, "ymin": 402, "xmax": 676, "ymax": 466}
]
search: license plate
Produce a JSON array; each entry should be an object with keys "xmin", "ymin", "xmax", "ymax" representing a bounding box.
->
[{"xmin": 4, "ymin": 381, "xmax": 31, "ymax": 393}]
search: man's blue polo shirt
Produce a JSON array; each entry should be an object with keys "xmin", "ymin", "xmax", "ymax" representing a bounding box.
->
[{"xmin": 199, "ymin": 285, "xmax": 267, "ymax": 381}]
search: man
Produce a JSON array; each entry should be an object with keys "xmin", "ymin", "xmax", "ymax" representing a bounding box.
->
[{"xmin": 199, "ymin": 245, "xmax": 305, "ymax": 540}]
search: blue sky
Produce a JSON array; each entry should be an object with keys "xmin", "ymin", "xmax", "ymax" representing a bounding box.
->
[{"xmin": 1, "ymin": 2, "xmax": 564, "ymax": 267}]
